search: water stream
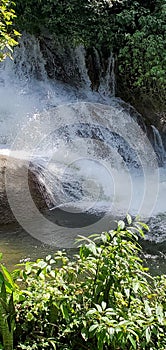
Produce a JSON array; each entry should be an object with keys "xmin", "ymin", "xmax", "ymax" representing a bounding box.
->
[{"xmin": 0, "ymin": 34, "xmax": 166, "ymax": 271}]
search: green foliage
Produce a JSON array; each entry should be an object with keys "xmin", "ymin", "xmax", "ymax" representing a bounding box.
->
[
  {"xmin": 13, "ymin": 0, "xmax": 166, "ymax": 104},
  {"xmin": 117, "ymin": 0, "xmax": 166, "ymax": 103},
  {"xmin": 0, "ymin": 0, "xmax": 20, "ymax": 61},
  {"xmin": 0, "ymin": 254, "xmax": 18, "ymax": 350},
  {"xmin": 0, "ymin": 218, "xmax": 165, "ymax": 349},
  {"xmin": 14, "ymin": 0, "xmax": 115, "ymax": 46}
]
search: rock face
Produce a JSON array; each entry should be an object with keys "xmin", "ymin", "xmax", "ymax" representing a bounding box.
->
[
  {"xmin": 39, "ymin": 35, "xmax": 83, "ymax": 85},
  {"xmin": 0, "ymin": 155, "xmax": 48, "ymax": 225},
  {"xmin": 117, "ymin": 85, "xmax": 166, "ymax": 151}
]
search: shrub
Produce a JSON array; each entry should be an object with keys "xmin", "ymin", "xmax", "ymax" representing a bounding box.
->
[
  {"xmin": 0, "ymin": 217, "xmax": 166, "ymax": 349},
  {"xmin": 0, "ymin": 0, "xmax": 20, "ymax": 61}
]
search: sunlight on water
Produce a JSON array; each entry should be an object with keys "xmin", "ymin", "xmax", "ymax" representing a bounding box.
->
[{"xmin": 0, "ymin": 34, "xmax": 166, "ymax": 269}]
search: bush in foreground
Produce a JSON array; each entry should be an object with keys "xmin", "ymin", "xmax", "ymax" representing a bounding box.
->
[{"xmin": 0, "ymin": 217, "xmax": 166, "ymax": 349}]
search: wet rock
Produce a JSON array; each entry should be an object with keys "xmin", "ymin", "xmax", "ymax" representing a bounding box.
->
[
  {"xmin": 0, "ymin": 155, "xmax": 48, "ymax": 225},
  {"xmin": 117, "ymin": 85, "xmax": 166, "ymax": 151},
  {"xmin": 39, "ymin": 35, "xmax": 82, "ymax": 86}
]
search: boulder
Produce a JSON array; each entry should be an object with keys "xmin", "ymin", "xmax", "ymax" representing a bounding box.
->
[{"xmin": 0, "ymin": 155, "xmax": 48, "ymax": 225}]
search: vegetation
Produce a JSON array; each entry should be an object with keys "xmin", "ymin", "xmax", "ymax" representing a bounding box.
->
[
  {"xmin": 117, "ymin": 0, "xmax": 166, "ymax": 108},
  {"xmin": 0, "ymin": 218, "xmax": 166, "ymax": 349},
  {"xmin": 13, "ymin": 0, "xmax": 166, "ymax": 104},
  {"xmin": 0, "ymin": 0, "xmax": 165, "ymax": 108},
  {"xmin": 0, "ymin": 0, "xmax": 20, "ymax": 61},
  {"xmin": 0, "ymin": 2, "xmax": 165, "ymax": 347}
]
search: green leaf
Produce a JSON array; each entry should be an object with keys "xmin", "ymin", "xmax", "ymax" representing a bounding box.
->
[
  {"xmin": 101, "ymin": 301, "xmax": 106, "ymax": 310},
  {"xmin": 97, "ymin": 332, "xmax": 104, "ymax": 350},
  {"xmin": 48, "ymin": 340, "xmax": 56, "ymax": 349},
  {"xmin": 128, "ymin": 335, "xmax": 136, "ymax": 349},
  {"xmin": 145, "ymin": 327, "xmax": 151, "ymax": 343},
  {"xmin": 81, "ymin": 327, "xmax": 88, "ymax": 341},
  {"xmin": 124, "ymin": 288, "xmax": 130, "ymax": 298},
  {"xmin": 36, "ymin": 260, "xmax": 47, "ymax": 269},
  {"xmin": 7, "ymin": 294, "xmax": 15, "ymax": 332},
  {"xmin": 89, "ymin": 324, "xmax": 98, "ymax": 333},
  {"xmin": 50, "ymin": 270, "xmax": 55, "ymax": 278},
  {"xmin": 86, "ymin": 309, "xmax": 97, "ymax": 316},
  {"xmin": 118, "ymin": 220, "xmax": 125, "ymax": 230},
  {"xmin": 133, "ymin": 281, "xmax": 139, "ymax": 293},
  {"xmin": 50, "ymin": 259, "xmax": 55, "ymax": 265},
  {"xmin": 126, "ymin": 213, "xmax": 132, "ymax": 225},
  {"xmin": 46, "ymin": 255, "xmax": 51, "ymax": 261},
  {"xmin": 13, "ymin": 29, "xmax": 20, "ymax": 36},
  {"xmin": 0, "ymin": 265, "xmax": 15, "ymax": 290},
  {"xmin": 60, "ymin": 304, "xmax": 69, "ymax": 320},
  {"xmin": 8, "ymin": 293, "xmax": 15, "ymax": 315},
  {"xmin": 156, "ymin": 304, "xmax": 164, "ymax": 324},
  {"xmin": 95, "ymin": 304, "xmax": 102, "ymax": 313},
  {"xmin": 0, "ymin": 272, "xmax": 4, "ymax": 285},
  {"xmin": 138, "ymin": 222, "xmax": 149, "ymax": 231},
  {"xmin": 108, "ymin": 327, "xmax": 115, "ymax": 335},
  {"xmin": 144, "ymin": 300, "xmax": 152, "ymax": 317},
  {"xmin": 27, "ymin": 312, "xmax": 34, "ymax": 321},
  {"xmin": 0, "ymin": 280, "xmax": 6, "ymax": 304},
  {"xmin": 87, "ymin": 243, "xmax": 97, "ymax": 256}
]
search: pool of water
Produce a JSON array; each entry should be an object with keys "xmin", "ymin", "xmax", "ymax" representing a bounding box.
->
[
  {"xmin": 1, "ymin": 210, "xmax": 166, "ymax": 275},
  {"xmin": 0, "ymin": 224, "xmax": 58, "ymax": 269}
]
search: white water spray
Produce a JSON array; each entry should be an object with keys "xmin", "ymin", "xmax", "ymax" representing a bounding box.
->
[{"xmin": 0, "ymin": 34, "xmax": 166, "ymax": 246}]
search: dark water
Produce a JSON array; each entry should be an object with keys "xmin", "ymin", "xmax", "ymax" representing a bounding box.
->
[
  {"xmin": 0, "ymin": 208, "xmax": 106, "ymax": 269},
  {"xmin": 0, "ymin": 224, "xmax": 56, "ymax": 270},
  {"xmin": 140, "ymin": 239, "xmax": 166, "ymax": 275}
]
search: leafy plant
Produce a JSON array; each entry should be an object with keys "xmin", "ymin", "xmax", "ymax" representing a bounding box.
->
[
  {"xmin": 6, "ymin": 217, "xmax": 165, "ymax": 349},
  {"xmin": 0, "ymin": 254, "xmax": 18, "ymax": 350},
  {"xmin": 0, "ymin": 218, "xmax": 166, "ymax": 349},
  {"xmin": 117, "ymin": 0, "xmax": 166, "ymax": 106},
  {"xmin": 0, "ymin": 0, "xmax": 20, "ymax": 61}
]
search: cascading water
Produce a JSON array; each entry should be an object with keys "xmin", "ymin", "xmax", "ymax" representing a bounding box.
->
[
  {"xmin": 99, "ymin": 52, "xmax": 116, "ymax": 96},
  {"xmin": 151, "ymin": 125, "xmax": 166, "ymax": 166},
  {"xmin": 0, "ymin": 33, "xmax": 166, "ymax": 253}
]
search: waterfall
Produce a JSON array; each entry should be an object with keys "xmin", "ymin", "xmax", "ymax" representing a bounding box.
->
[
  {"xmin": 74, "ymin": 46, "xmax": 91, "ymax": 87},
  {"xmin": 104, "ymin": 52, "xmax": 116, "ymax": 96},
  {"xmin": 0, "ymin": 34, "xmax": 80, "ymax": 145},
  {"xmin": 151, "ymin": 125, "xmax": 166, "ymax": 166},
  {"xmin": 12, "ymin": 34, "xmax": 47, "ymax": 81},
  {"xmin": 0, "ymin": 33, "xmax": 166, "ymax": 236},
  {"xmin": 0, "ymin": 34, "xmax": 126, "ymax": 146},
  {"xmin": 87, "ymin": 49, "xmax": 116, "ymax": 97}
]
